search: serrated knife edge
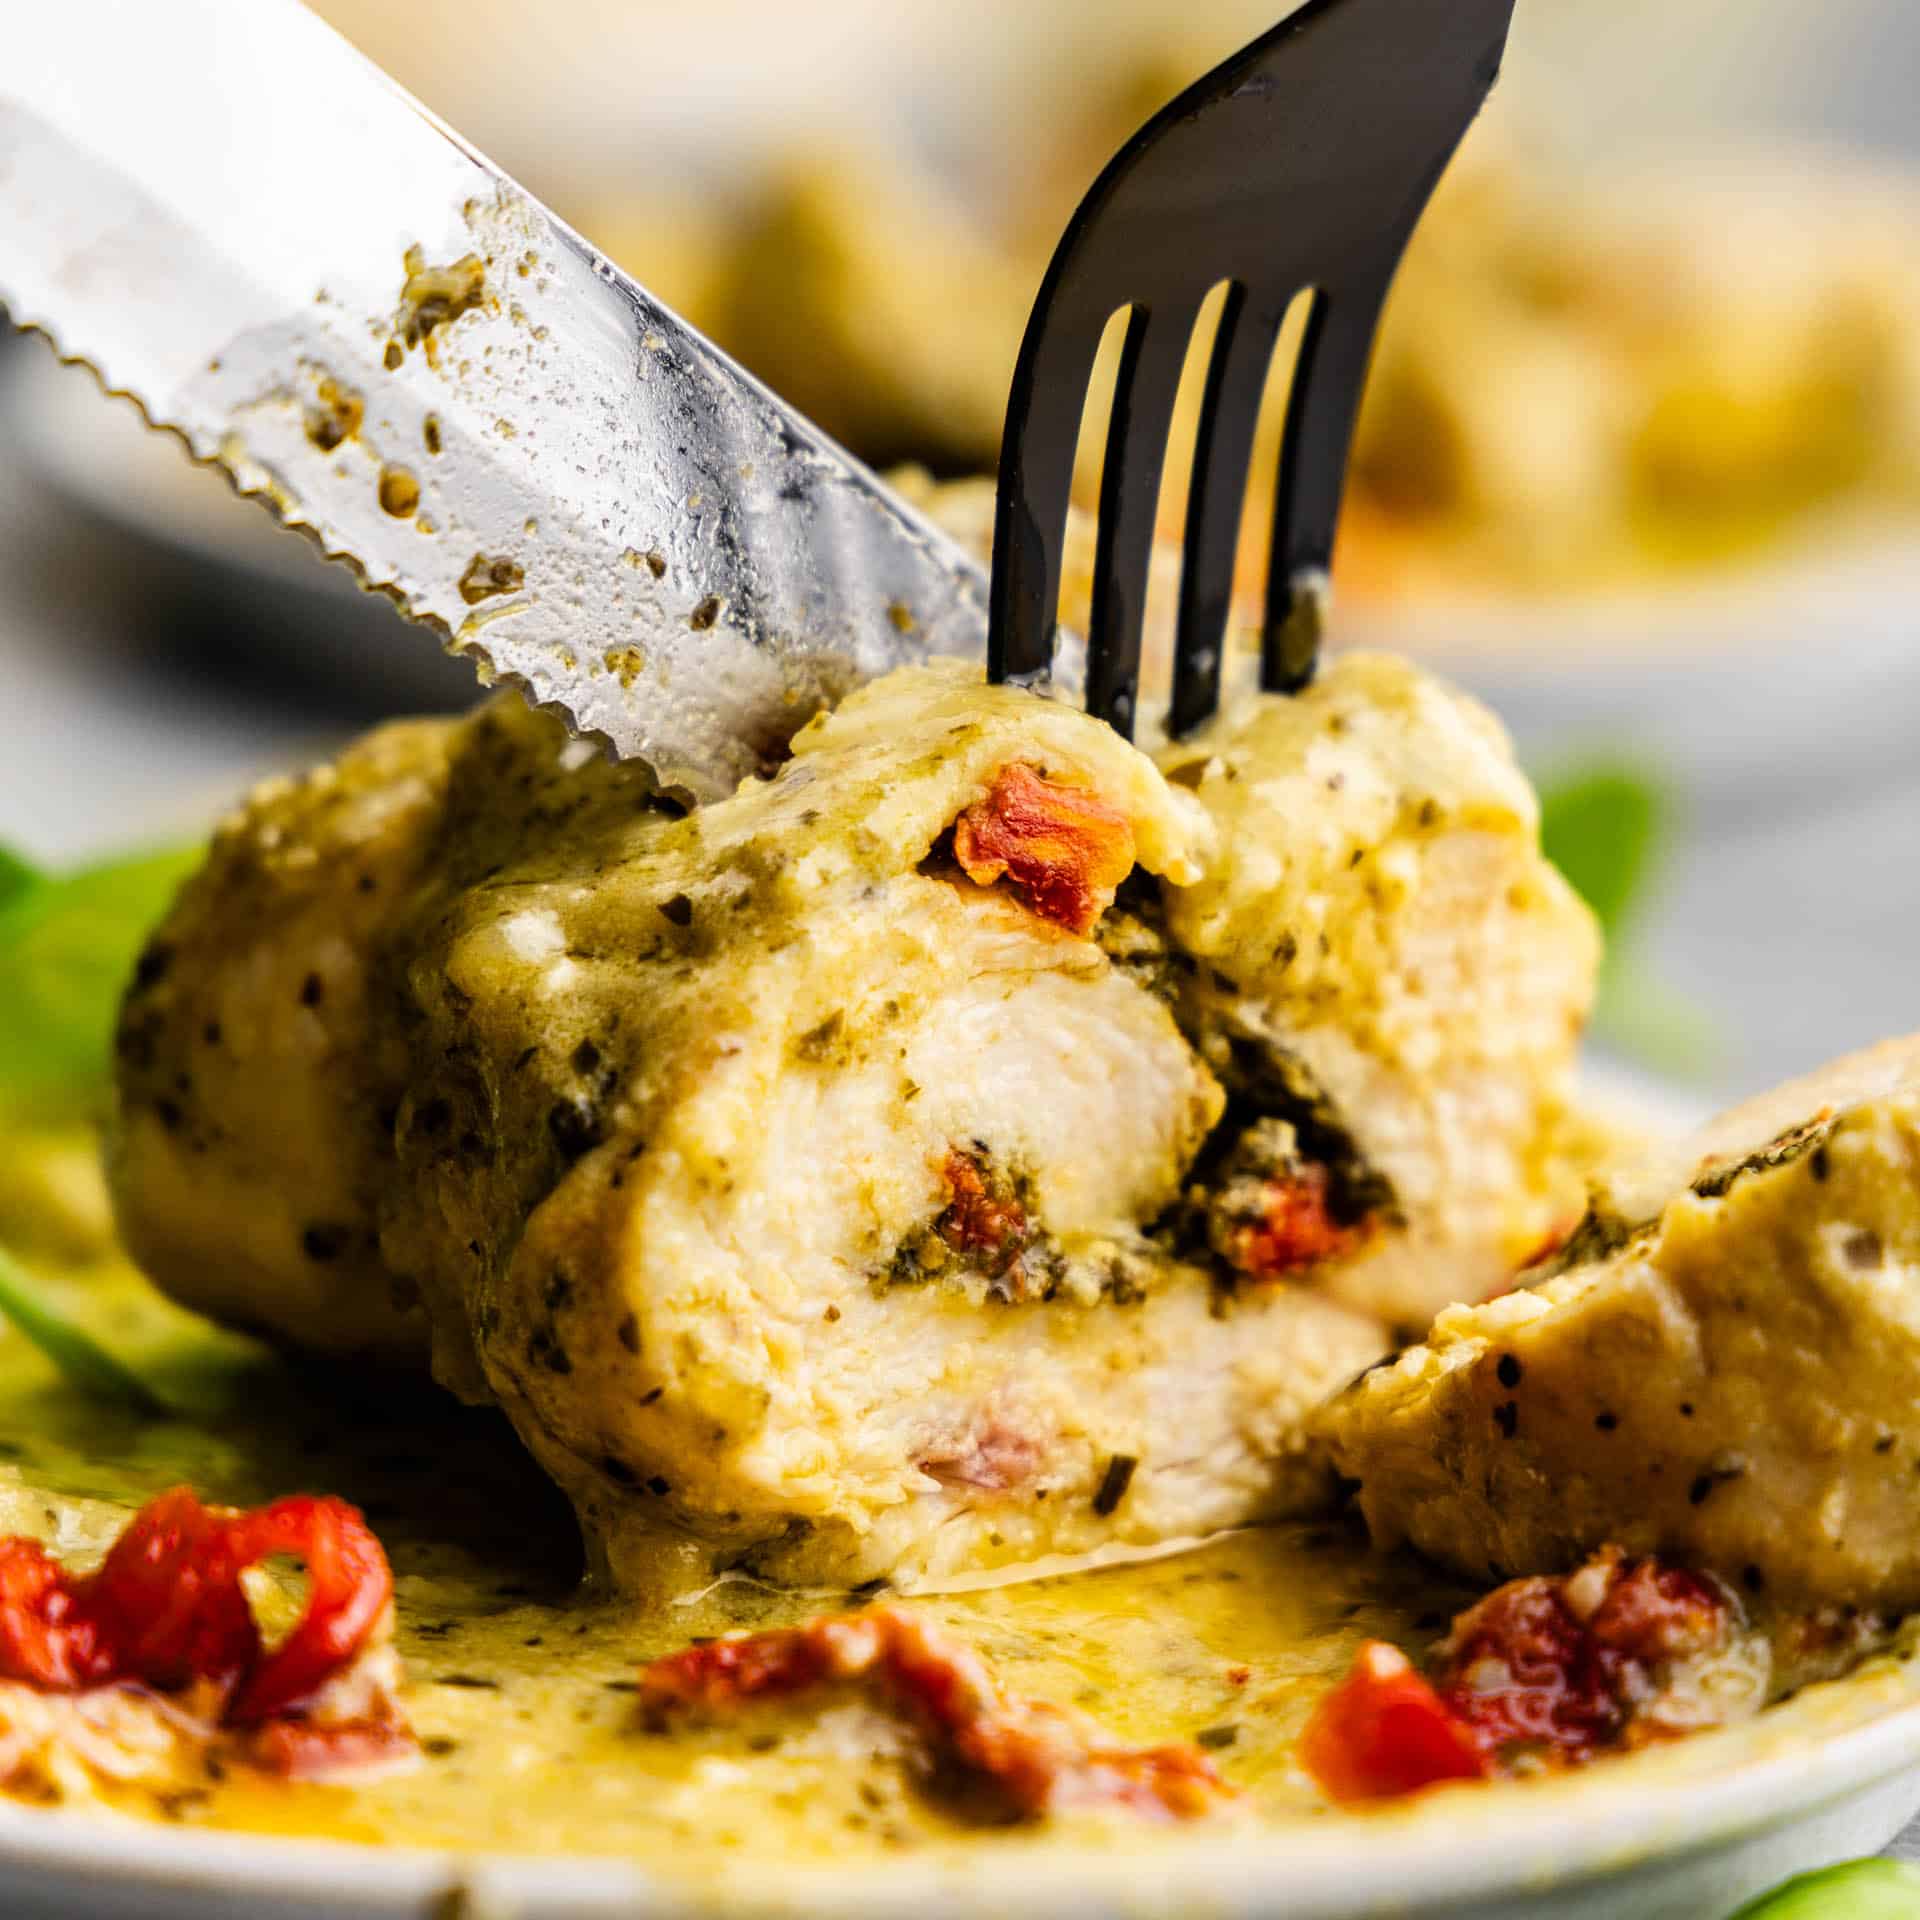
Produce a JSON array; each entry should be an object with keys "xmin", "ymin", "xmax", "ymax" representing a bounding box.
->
[{"xmin": 0, "ymin": 0, "xmax": 997, "ymax": 801}]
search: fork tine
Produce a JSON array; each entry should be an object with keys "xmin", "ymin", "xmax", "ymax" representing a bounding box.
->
[
  {"xmin": 1170, "ymin": 284, "xmax": 1283, "ymax": 739},
  {"xmin": 1086, "ymin": 304, "xmax": 1194, "ymax": 738},
  {"xmin": 988, "ymin": 301, "xmax": 1112, "ymax": 687},
  {"xmin": 992, "ymin": 0, "xmax": 1516, "ymax": 718},
  {"xmin": 1262, "ymin": 268, "xmax": 1395, "ymax": 694}
]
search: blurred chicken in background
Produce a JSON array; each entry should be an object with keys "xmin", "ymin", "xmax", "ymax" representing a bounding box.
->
[
  {"xmin": 597, "ymin": 99, "xmax": 1920, "ymax": 607},
  {"xmin": 297, "ymin": 0, "xmax": 1920, "ymax": 556}
]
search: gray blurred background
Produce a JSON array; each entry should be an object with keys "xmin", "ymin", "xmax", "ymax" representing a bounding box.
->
[{"xmin": 3, "ymin": 0, "xmax": 1919, "ymax": 1109}]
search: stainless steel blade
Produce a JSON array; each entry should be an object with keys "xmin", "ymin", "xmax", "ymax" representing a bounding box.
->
[{"xmin": 0, "ymin": 0, "xmax": 993, "ymax": 799}]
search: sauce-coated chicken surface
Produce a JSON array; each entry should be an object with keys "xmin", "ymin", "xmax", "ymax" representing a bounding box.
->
[
  {"xmin": 110, "ymin": 656, "xmax": 1594, "ymax": 1592},
  {"xmin": 1320, "ymin": 1034, "xmax": 1920, "ymax": 1608}
]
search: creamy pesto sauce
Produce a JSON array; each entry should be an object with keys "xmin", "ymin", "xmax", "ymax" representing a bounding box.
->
[{"xmin": 0, "ymin": 1249, "xmax": 1480, "ymax": 1870}]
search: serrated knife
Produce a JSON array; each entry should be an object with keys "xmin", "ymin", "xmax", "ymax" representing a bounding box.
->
[{"xmin": 0, "ymin": 0, "xmax": 998, "ymax": 801}]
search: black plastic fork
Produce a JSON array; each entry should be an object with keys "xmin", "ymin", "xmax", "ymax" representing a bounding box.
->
[{"xmin": 987, "ymin": 0, "xmax": 1518, "ymax": 737}]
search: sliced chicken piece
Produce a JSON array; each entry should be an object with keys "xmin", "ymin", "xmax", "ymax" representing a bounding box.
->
[
  {"xmin": 114, "ymin": 666, "xmax": 1381, "ymax": 1589},
  {"xmin": 111, "ymin": 718, "xmax": 455, "ymax": 1360},
  {"xmin": 387, "ymin": 667, "xmax": 1399, "ymax": 1589},
  {"xmin": 1318, "ymin": 1034, "xmax": 1920, "ymax": 1607},
  {"xmin": 112, "ymin": 654, "xmax": 1594, "ymax": 1592},
  {"xmin": 1157, "ymin": 653, "xmax": 1600, "ymax": 1330}
]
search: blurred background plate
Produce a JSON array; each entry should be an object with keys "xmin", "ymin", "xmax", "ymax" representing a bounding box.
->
[
  {"xmin": 0, "ymin": 348, "xmax": 478, "ymax": 717},
  {"xmin": 1343, "ymin": 516, "xmax": 1920, "ymax": 823}
]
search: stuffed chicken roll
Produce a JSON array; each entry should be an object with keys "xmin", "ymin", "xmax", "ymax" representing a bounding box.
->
[{"xmin": 111, "ymin": 656, "xmax": 1594, "ymax": 1593}]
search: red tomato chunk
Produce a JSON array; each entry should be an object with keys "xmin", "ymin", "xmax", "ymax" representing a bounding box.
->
[
  {"xmin": 0, "ymin": 1486, "xmax": 394, "ymax": 1727},
  {"xmin": 1227, "ymin": 1164, "xmax": 1368, "ymax": 1280},
  {"xmin": 1300, "ymin": 1642, "xmax": 1490, "ymax": 1801},
  {"xmin": 936, "ymin": 1149, "xmax": 1029, "ymax": 1269},
  {"xmin": 952, "ymin": 763, "xmax": 1137, "ymax": 936},
  {"xmin": 641, "ymin": 1605, "xmax": 1232, "ymax": 1821},
  {"xmin": 1302, "ymin": 1550, "xmax": 1737, "ymax": 1802}
]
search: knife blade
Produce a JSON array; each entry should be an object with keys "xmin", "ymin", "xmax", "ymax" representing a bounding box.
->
[{"xmin": 0, "ymin": 0, "xmax": 995, "ymax": 801}]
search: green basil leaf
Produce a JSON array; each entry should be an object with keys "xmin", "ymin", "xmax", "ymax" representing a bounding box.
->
[
  {"xmin": 0, "ymin": 843, "xmax": 200, "ymax": 1122},
  {"xmin": 0, "ymin": 845, "xmax": 42, "ymax": 915},
  {"xmin": 1731, "ymin": 1859, "xmax": 1920, "ymax": 1918},
  {"xmin": 1537, "ymin": 763, "xmax": 1663, "ymax": 945},
  {"xmin": 1536, "ymin": 762, "xmax": 1721, "ymax": 1080},
  {"xmin": 0, "ymin": 1243, "xmax": 164, "ymax": 1413}
]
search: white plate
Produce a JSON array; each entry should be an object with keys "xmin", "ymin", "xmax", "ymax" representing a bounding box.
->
[
  {"xmin": 1338, "ymin": 516, "xmax": 1920, "ymax": 826},
  {"xmin": 3, "ymin": 1617, "xmax": 1919, "ymax": 1919}
]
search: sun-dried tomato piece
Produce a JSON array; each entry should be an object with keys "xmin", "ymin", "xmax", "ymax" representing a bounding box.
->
[
  {"xmin": 640, "ymin": 1618, "xmax": 845, "ymax": 1715},
  {"xmin": 244, "ymin": 1706, "xmax": 416, "ymax": 1780},
  {"xmin": 1431, "ymin": 1549, "xmax": 1729, "ymax": 1762},
  {"xmin": 1300, "ymin": 1641, "xmax": 1490, "ymax": 1802},
  {"xmin": 1584, "ymin": 1555, "xmax": 1726, "ymax": 1665},
  {"xmin": 1227, "ymin": 1164, "xmax": 1367, "ymax": 1280},
  {"xmin": 951, "ymin": 764, "xmax": 1136, "ymax": 936},
  {"xmin": 0, "ymin": 1538, "xmax": 113, "ymax": 1693},
  {"xmin": 1433, "ymin": 1574, "xmax": 1611, "ymax": 1755},
  {"xmin": 81, "ymin": 1487, "xmax": 260, "ymax": 1698},
  {"xmin": 1305, "ymin": 1550, "xmax": 1741, "ymax": 1802},
  {"xmin": 0, "ymin": 1487, "xmax": 394, "ymax": 1729},
  {"xmin": 219, "ymin": 1497, "xmax": 395, "ymax": 1725},
  {"xmin": 640, "ymin": 1606, "xmax": 1232, "ymax": 1822},
  {"xmin": 936, "ymin": 1150, "xmax": 1029, "ymax": 1268}
]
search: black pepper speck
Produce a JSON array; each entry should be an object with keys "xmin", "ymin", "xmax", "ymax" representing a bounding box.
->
[
  {"xmin": 131, "ymin": 943, "xmax": 174, "ymax": 992},
  {"xmin": 1092, "ymin": 1453, "xmax": 1138, "ymax": 1516},
  {"xmin": 548, "ymin": 1100, "xmax": 603, "ymax": 1161},
  {"xmin": 300, "ymin": 1223, "xmax": 353, "ymax": 1262}
]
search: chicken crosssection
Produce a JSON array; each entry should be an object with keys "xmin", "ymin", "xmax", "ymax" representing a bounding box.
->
[{"xmin": 1319, "ymin": 1034, "xmax": 1920, "ymax": 1609}]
